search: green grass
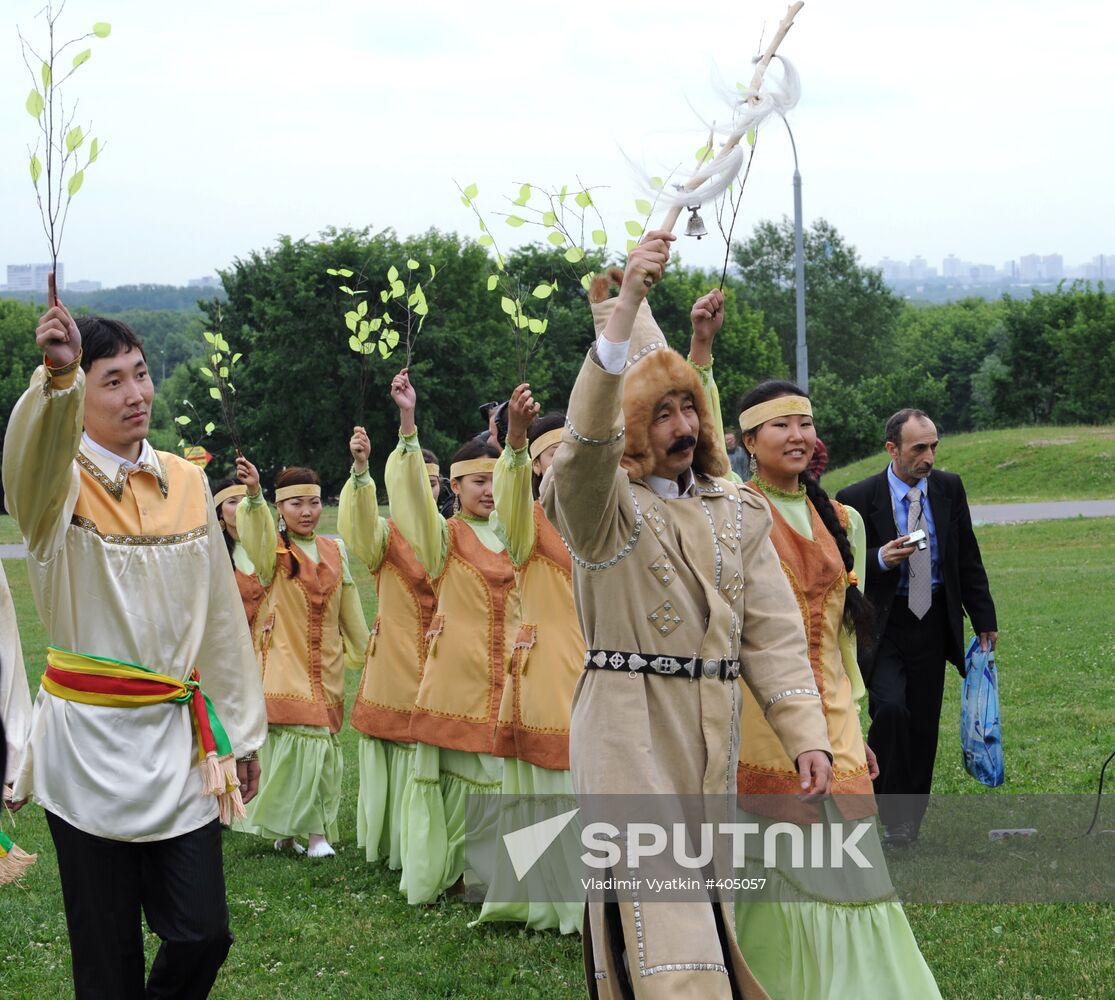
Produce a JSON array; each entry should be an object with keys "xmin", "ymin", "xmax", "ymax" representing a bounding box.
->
[
  {"xmin": 3, "ymin": 517, "xmax": 1114, "ymax": 998},
  {"xmin": 822, "ymin": 424, "xmax": 1115, "ymax": 503}
]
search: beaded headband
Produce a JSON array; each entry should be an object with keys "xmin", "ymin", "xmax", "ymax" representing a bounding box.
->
[
  {"xmin": 213, "ymin": 484, "xmax": 246, "ymax": 507},
  {"xmin": 275, "ymin": 484, "xmax": 322, "ymax": 501},
  {"xmin": 738, "ymin": 395, "xmax": 813, "ymax": 431},
  {"xmin": 528, "ymin": 428, "xmax": 564, "ymax": 461},
  {"xmin": 449, "ymin": 458, "xmax": 497, "ymax": 480}
]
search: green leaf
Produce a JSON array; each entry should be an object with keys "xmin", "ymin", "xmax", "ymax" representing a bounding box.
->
[
  {"xmin": 219, "ymin": 367, "xmax": 229, "ymax": 378},
  {"xmin": 391, "ymin": 280, "xmax": 405, "ymax": 298},
  {"xmin": 26, "ymin": 89, "xmax": 44, "ymax": 119},
  {"xmin": 746, "ymin": 128, "xmax": 756, "ymax": 147},
  {"xmin": 635, "ymin": 198, "xmax": 652, "ymax": 215},
  {"xmin": 496, "ymin": 254, "xmax": 505, "ymax": 272},
  {"xmin": 546, "ymin": 230, "xmax": 566, "ymax": 247},
  {"xmin": 358, "ymin": 321, "xmax": 370, "ymax": 340},
  {"xmin": 29, "ymin": 154, "xmax": 42, "ymax": 186},
  {"xmin": 72, "ymin": 49, "xmax": 92, "ymax": 70},
  {"xmin": 203, "ymin": 331, "xmax": 216, "ymax": 344},
  {"xmin": 517, "ymin": 313, "xmax": 530, "ymax": 329},
  {"xmin": 531, "ymin": 283, "xmax": 553, "ymax": 299},
  {"xmin": 650, "ymin": 176, "xmax": 664, "ymax": 190},
  {"xmin": 348, "ymin": 336, "xmax": 362, "ymax": 352},
  {"xmin": 87, "ymin": 138, "xmax": 99, "ymax": 163},
  {"xmin": 626, "ymin": 239, "xmax": 638, "ymax": 252},
  {"xmin": 345, "ymin": 311, "xmax": 358, "ymax": 331},
  {"xmin": 377, "ymin": 341, "xmax": 392, "ymax": 358},
  {"xmin": 199, "ymin": 367, "xmax": 213, "ymax": 378},
  {"xmin": 41, "ymin": 62, "xmax": 51, "ymax": 89},
  {"xmin": 369, "ymin": 317, "xmax": 382, "ymax": 331},
  {"xmin": 338, "ymin": 285, "xmax": 354, "ymax": 295},
  {"xmin": 387, "ymin": 265, "xmax": 399, "ymax": 282},
  {"xmin": 93, "ymin": 22, "xmax": 112, "ymax": 38},
  {"xmin": 558, "ymin": 185, "xmax": 568, "ymax": 204},
  {"xmin": 500, "ymin": 296, "xmax": 516, "ymax": 316},
  {"xmin": 429, "ymin": 264, "xmax": 436, "ymax": 279},
  {"xmin": 541, "ymin": 318, "xmax": 549, "ymax": 333},
  {"xmin": 486, "ymin": 274, "xmax": 498, "ymax": 291},
  {"xmin": 209, "ymin": 387, "xmax": 221, "ymax": 400},
  {"xmin": 478, "ymin": 234, "xmax": 494, "ymax": 247},
  {"xmin": 695, "ymin": 144, "xmax": 711, "ymax": 162},
  {"xmin": 625, "ymin": 220, "xmax": 643, "ymax": 237},
  {"xmin": 215, "ymin": 335, "xmax": 230, "ymax": 352},
  {"xmin": 231, "ymin": 353, "xmax": 242, "ymax": 364},
  {"xmin": 528, "ymin": 318, "xmax": 543, "ymax": 334},
  {"xmin": 204, "ymin": 422, "xmax": 215, "ymax": 435},
  {"xmin": 326, "ymin": 268, "xmax": 339, "ymax": 275},
  {"xmin": 506, "ymin": 215, "xmax": 526, "ymax": 228},
  {"xmin": 175, "ymin": 415, "xmax": 191, "ymax": 425},
  {"xmin": 460, "ymin": 195, "xmax": 471, "ymax": 207},
  {"xmin": 564, "ymin": 247, "xmax": 585, "ymax": 263},
  {"xmin": 380, "ymin": 290, "xmax": 390, "ymax": 303},
  {"xmin": 574, "ymin": 190, "xmax": 592, "ymax": 208},
  {"xmin": 406, "ymin": 259, "xmax": 420, "ymax": 270},
  {"xmin": 356, "ymin": 300, "xmax": 368, "ymax": 317},
  {"xmin": 463, "ymin": 182, "xmax": 479, "ymax": 200},
  {"xmin": 338, "ymin": 267, "xmax": 354, "ymax": 277},
  {"xmin": 591, "ymin": 229, "xmax": 607, "ymax": 246},
  {"xmin": 384, "ymin": 328, "xmax": 400, "ymax": 349},
  {"xmin": 413, "ymin": 300, "xmax": 429, "ymax": 317},
  {"xmin": 580, "ymin": 273, "xmax": 593, "ymax": 291},
  {"xmin": 512, "ymin": 182, "xmax": 531, "ymax": 206},
  {"xmin": 542, "ymin": 210, "xmax": 556, "ymax": 226},
  {"xmin": 66, "ymin": 126, "xmax": 84, "ymax": 153}
]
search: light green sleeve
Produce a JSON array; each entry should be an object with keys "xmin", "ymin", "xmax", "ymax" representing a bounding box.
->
[
  {"xmin": 689, "ymin": 355, "xmax": 741, "ymax": 483},
  {"xmin": 384, "ymin": 430, "xmax": 448, "ymax": 577},
  {"xmin": 334, "ymin": 537, "xmax": 370, "ymax": 669},
  {"xmin": 491, "ymin": 444, "xmax": 536, "ymax": 567},
  {"xmin": 237, "ymin": 492, "xmax": 278, "ymax": 587},
  {"xmin": 338, "ymin": 466, "xmax": 389, "ymax": 571},
  {"xmin": 838, "ymin": 504, "xmax": 868, "ymax": 702}
]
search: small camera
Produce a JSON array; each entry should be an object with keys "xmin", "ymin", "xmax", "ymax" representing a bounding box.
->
[{"xmin": 904, "ymin": 528, "xmax": 928, "ymax": 551}]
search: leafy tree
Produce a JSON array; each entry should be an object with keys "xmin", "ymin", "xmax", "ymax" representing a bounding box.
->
[{"xmin": 731, "ymin": 217, "xmax": 902, "ymax": 383}]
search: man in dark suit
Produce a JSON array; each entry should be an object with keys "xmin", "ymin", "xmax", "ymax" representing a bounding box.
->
[{"xmin": 836, "ymin": 408, "xmax": 998, "ymax": 846}]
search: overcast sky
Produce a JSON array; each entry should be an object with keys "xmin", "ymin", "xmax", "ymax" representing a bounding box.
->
[{"xmin": 2, "ymin": 0, "xmax": 1112, "ymax": 287}]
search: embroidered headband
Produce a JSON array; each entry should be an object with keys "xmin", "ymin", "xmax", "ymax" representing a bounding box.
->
[
  {"xmin": 529, "ymin": 428, "xmax": 564, "ymax": 461},
  {"xmin": 275, "ymin": 484, "xmax": 322, "ymax": 501},
  {"xmin": 449, "ymin": 458, "xmax": 497, "ymax": 480},
  {"xmin": 425, "ymin": 462, "xmax": 441, "ymax": 477},
  {"xmin": 739, "ymin": 395, "xmax": 813, "ymax": 432},
  {"xmin": 213, "ymin": 484, "xmax": 247, "ymax": 507}
]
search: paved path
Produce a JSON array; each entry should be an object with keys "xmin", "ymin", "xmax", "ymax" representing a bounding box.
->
[{"xmin": 1, "ymin": 502, "xmax": 1111, "ymax": 560}]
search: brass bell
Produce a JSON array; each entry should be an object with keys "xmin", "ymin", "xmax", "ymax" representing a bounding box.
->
[{"xmin": 685, "ymin": 206, "xmax": 707, "ymax": 239}]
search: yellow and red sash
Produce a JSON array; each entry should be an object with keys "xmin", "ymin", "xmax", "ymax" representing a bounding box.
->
[{"xmin": 42, "ymin": 646, "xmax": 246, "ymax": 824}]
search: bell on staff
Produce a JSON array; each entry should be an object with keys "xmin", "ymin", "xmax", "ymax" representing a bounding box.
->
[{"xmin": 685, "ymin": 206, "xmax": 707, "ymax": 239}]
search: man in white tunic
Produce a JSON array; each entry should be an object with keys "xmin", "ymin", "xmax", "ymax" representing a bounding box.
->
[{"xmin": 3, "ymin": 303, "xmax": 267, "ymax": 999}]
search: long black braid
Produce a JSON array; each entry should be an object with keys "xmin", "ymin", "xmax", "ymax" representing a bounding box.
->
[{"xmin": 739, "ymin": 380, "xmax": 876, "ymax": 649}]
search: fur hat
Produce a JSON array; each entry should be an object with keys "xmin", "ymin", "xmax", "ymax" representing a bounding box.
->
[{"xmin": 589, "ymin": 295, "xmax": 729, "ymax": 482}]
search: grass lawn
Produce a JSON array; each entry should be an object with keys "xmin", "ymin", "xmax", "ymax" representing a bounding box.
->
[
  {"xmin": 2, "ymin": 517, "xmax": 1114, "ymax": 998},
  {"xmin": 822, "ymin": 424, "xmax": 1115, "ymax": 503}
]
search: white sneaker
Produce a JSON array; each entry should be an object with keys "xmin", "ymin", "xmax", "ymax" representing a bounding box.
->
[
  {"xmin": 306, "ymin": 840, "xmax": 336, "ymax": 858},
  {"xmin": 273, "ymin": 838, "xmax": 306, "ymax": 855}
]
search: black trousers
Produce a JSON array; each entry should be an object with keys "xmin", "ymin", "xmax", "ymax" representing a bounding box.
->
[
  {"xmin": 867, "ymin": 591, "xmax": 948, "ymax": 832},
  {"xmin": 46, "ymin": 812, "xmax": 233, "ymax": 1000}
]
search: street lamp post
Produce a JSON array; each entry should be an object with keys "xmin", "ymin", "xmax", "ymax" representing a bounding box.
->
[{"xmin": 783, "ymin": 116, "xmax": 808, "ymax": 392}]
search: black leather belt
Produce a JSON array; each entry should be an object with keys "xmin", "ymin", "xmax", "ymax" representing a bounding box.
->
[{"xmin": 584, "ymin": 649, "xmax": 741, "ymax": 681}]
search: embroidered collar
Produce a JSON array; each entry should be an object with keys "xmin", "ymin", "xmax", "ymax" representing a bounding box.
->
[
  {"xmin": 752, "ymin": 474, "xmax": 807, "ymax": 502},
  {"xmin": 646, "ymin": 468, "xmax": 697, "ymax": 500},
  {"xmin": 78, "ymin": 434, "xmax": 168, "ymax": 501}
]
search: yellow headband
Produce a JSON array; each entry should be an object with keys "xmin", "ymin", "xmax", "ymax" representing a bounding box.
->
[
  {"xmin": 425, "ymin": 462, "xmax": 441, "ymax": 477},
  {"xmin": 213, "ymin": 484, "xmax": 246, "ymax": 507},
  {"xmin": 449, "ymin": 458, "xmax": 497, "ymax": 480},
  {"xmin": 275, "ymin": 484, "xmax": 322, "ymax": 502},
  {"xmin": 739, "ymin": 395, "xmax": 813, "ymax": 432},
  {"xmin": 529, "ymin": 428, "xmax": 564, "ymax": 461}
]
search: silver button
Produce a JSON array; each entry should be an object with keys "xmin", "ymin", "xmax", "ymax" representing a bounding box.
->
[{"xmin": 702, "ymin": 659, "xmax": 718, "ymax": 679}]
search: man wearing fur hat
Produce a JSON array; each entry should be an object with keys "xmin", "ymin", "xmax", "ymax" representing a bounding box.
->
[{"xmin": 542, "ymin": 232, "xmax": 833, "ymax": 1000}]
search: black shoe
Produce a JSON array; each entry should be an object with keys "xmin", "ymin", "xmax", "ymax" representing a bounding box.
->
[{"xmin": 883, "ymin": 821, "xmax": 917, "ymax": 848}]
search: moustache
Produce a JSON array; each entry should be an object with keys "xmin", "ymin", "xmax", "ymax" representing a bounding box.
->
[{"xmin": 667, "ymin": 435, "xmax": 698, "ymax": 455}]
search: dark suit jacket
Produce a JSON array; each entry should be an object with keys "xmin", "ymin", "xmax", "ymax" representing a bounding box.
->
[{"xmin": 836, "ymin": 468, "xmax": 997, "ymax": 680}]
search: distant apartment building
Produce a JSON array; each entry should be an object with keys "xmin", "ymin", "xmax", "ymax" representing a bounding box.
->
[
  {"xmin": 66, "ymin": 280, "xmax": 102, "ymax": 293},
  {"xmin": 1019, "ymin": 254, "xmax": 1042, "ymax": 282},
  {"xmin": 1041, "ymin": 254, "xmax": 1064, "ymax": 281},
  {"xmin": 7, "ymin": 262, "xmax": 64, "ymax": 293}
]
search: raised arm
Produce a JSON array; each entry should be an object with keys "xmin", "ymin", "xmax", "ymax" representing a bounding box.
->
[
  {"xmin": 338, "ymin": 425, "xmax": 389, "ymax": 572},
  {"xmin": 2, "ymin": 303, "xmax": 85, "ymax": 561},
  {"xmin": 492, "ymin": 383, "xmax": 539, "ymax": 567},
  {"xmin": 234, "ymin": 455, "xmax": 278, "ymax": 586},
  {"xmin": 687, "ymin": 289, "xmax": 731, "ymax": 459}
]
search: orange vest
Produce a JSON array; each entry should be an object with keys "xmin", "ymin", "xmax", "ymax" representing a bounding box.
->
[
  {"xmin": 493, "ymin": 503, "xmax": 583, "ymax": 770},
  {"xmin": 235, "ymin": 568, "xmax": 267, "ymax": 638},
  {"xmin": 407, "ymin": 517, "xmax": 520, "ymax": 753},
  {"xmin": 350, "ymin": 521, "xmax": 437, "ymax": 741},
  {"xmin": 736, "ymin": 495, "xmax": 874, "ymax": 822},
  {"xmin": 258, "ymin": 535, "xmax": 346, "ymax": 733}
]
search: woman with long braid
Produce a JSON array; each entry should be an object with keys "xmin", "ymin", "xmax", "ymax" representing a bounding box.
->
[{"xmin": 732, "ymin": 381, "xmax": 941, "ymax": 999}]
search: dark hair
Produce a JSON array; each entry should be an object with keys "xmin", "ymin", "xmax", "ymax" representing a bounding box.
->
[
  {"xmin": 528, "ymin": 411, "xmax": 565, "ymax": 499},
  {"xmin": 75, "ymin": 316, "xmax": 146, "ymax": 373},
  {"xmin": 274, "ymin": 466, "xmax": 321, "ymax": 578},
  {"xmin": 739, "ymin": 380, "xmax": 875, "ymax": 647},
  {"xmin": 885, "ymin": 408, "xmax": 930, "ymax": 447},
  {"xmin": 421, "ymin": 447, "xmax": 439, "ymax": 467},
  {"xmin": 211, "ymin": 477, "xmax": 239, "ymax": 564},
  {"xmin": 449, "ymin": 438, "xmax": 500, "ymax": 471}
]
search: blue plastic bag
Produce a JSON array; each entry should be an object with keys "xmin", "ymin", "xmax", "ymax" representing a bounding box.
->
[{"xmin": 960, "ymin": 636, "xmax": 1005, "ymax": 787}]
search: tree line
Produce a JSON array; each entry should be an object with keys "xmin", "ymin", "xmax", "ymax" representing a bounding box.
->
[{"xmin": 1, "ymin": 219, "xmax": 1112, "ymax": 495}]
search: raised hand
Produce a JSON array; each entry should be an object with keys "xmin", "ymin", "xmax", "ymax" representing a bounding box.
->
[
  {"xmin": 36, "ymin": 301, "xmax": 82, "ymax": 369},
  {"xmin": 619, "ymin": 230, "xmax": 676, "ymax": 303},
  {"xmin": 235, "ymin": 455, "xmax": 261, "ymax": 497},
  {"xmin": 349, "ymin": 425, "xmax": 371, "ymax": 475},
  {"xmin": 391, "ymin": 368, "xmax": 417, "ymax": 436},
  {"xmin": 505, "ymin": 383, "xmax": 540, "ymax": 450}
]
